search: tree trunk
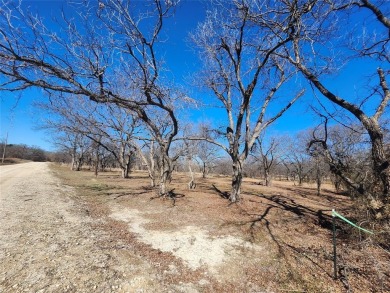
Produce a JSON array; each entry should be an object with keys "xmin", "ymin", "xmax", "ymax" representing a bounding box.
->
[
  {"xmin": 126, "ymin": 157, "xmax": 132, "ymax": 177},
  {"xmin": 316, "ymin": 162, "xmax": 321, "ymax": 196},
  {"xmin": 160, "ymin": 168, "xmax": 169, "ymax": 195},
  {"xmin": 150, "ymin": 177, "xmax": 156, "ymax": 187},
  {"xmin": 149, "ymin": 142, "xmax": 156, "ymax": 187},
  {"xmin": 334, "ymin": 175, "xmax": 342, "ymax": 192},
  {"xmin": 261, "ymin": 154, "xmax": 272, "ymax": 186},
  {"xmin": 119, "ymin": 144, "xmax": 127, "ymax": 179},
  {"xmin": 121, "ymin": 154, "xmax": 132, "ymax": 179},
  {"xmin": 121, "ymin": 168, "xmax": 127, "ymax": 179},
  {"xmin": 76, "ymin": 157, "xmax": 82, "ymax": 171},
  {"xmin": 188, "ymin": 158, "xmax": 196, "ymax": 189},
  {"xmin": 121, "ymin": 163, "xmax": 130, "ymax": 179},
  {"xmin": 71, "ymin": 153, "xmax": 76, "ymax": 171},
  {"xmin": 230, "ymin": 159, "xmax": 243, "ymax": 202},
  {"xmin": 95, "ymin": 146, "xmax": 100, "ymax": 177},
  {"xmin": 264, "ymin": 169, "xmax": 272, "ymax": 186},
  {"xmin": 202, "ymin": 162, "xmax": 207, "ymax": 179},
  {"xmin": 369, "ymin": 126, "xmax": 389, "ymax": 202},
  {"xmin": 1, "ymin": 132, "xmax": 8, "ymax": 164},
  {"xmin": 72, "ymin": 154, "xmax": 82, "ymax": 171},
  {"xmin": 70, "ymin": 146, "xmax": 80, "ymax": 171},
  {"xmin": 159, "ymin": 153, "xmax": 173, "ymax": 196},
  {"xmin": 298, "ymin": 166, "xmax": 303, "ymax": 186}
]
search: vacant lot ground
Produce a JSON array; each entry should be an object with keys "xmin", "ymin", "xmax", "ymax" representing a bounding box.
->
[{"xmin": 1, "ymin": 162, "xmax": 389, "ymax": 292}]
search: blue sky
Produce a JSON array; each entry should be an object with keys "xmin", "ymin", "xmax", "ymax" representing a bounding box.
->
[{"xmin": 1, "ymin": 0, "xmax": 388, "ymax": 151}]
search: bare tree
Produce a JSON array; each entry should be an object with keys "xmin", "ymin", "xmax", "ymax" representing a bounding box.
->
[
  {"xmin": 0, "ymin": 0, "xmax": 183, "ymax": 195},
  {"xmin": 133, "ymin": 140, "xmax": 158, "ymax": 187},
  {"xmin": 306, "ymin": 128, "xmax": 330, "ymax": 196},
  {"xmin": 309, "ymin": 120, "xmax": 373, "ymax": 196},
  {"xmin": 246, "ymin": 0, "xmax": 389, "ymax": 210},
  {"xmin": 191, "ymin": 123, "xmax": 221, "ymax": 179},
  {"xmin": 282, "ymin": 132, "xmax": 314, "ymax": 186},
  {"xmin": 251, "ymin": 135, "xmax": 282, "ymax": 186},
  {"xmin": 61, "ymin": 132, "xmax": 91, "ymax": 171},
  {"xmin": 38, "ymin": 96, "xmax": 139, "ymax": 178},
  {"xmin": 191, "ymin": 1, "xmax": 304, "ymax": 202},
  {"xmin": 183, "ymin": 139, "xmax": 198, "ymax": 189},
  {"xmin": 195, "ymin": 140, "xmax": 220, "ymax": 179},
  {"xmin": 280, "ymin": 160, "xmax": 294, "ymax": 182},
  {"xmin": 1, "ymin": 133, "xmax": 7, "ymax": 164}
]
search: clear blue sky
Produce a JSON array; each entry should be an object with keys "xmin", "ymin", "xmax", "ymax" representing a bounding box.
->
[{"xmin": 0, "ymin": 0, "xmax": 388, "ymax": 151}]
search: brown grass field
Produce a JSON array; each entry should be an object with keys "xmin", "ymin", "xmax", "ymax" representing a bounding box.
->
[{"xmin": 51, "ymin": 164, "xmax": 390, "ymax": 292}]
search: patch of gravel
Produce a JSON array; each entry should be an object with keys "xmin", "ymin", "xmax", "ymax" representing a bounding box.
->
[{"xmin": 109, "ymin": 205, "xmax": 261, "ymax": 274}]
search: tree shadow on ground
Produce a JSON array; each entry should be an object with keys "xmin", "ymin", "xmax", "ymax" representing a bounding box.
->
[
  {"xmin": 233, "ymin": 198, "xmax": 337, "ymax": 281},
  {"xmin": 149, "ymin": 188, "xmax": 186, "ymax": 206},
  {"xmin": 209, "ymin": 182, "xmax": 341, "ymax": 232},
  {"xmin": 245, "ymin": 191, "xmax": 336, "ymax": 228},
  {"xmin": 110, "ymin": 190, "xmax": 152, "ymax": 199},
  {"xmin": 211, "ymin": 184, "xmax": 230, "ymax": 199},
  {"xmin": 234, "ymin": 203, "xmax": 336, "ymax": 281},
  {"xmin": 281, "ymin": 186, "xmax": 349, "ymax": 205}
]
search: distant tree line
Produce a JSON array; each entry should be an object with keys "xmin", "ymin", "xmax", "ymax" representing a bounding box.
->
[{"xmin": 2, "ymin": 144, "xmax": 48, "ymax": 162}]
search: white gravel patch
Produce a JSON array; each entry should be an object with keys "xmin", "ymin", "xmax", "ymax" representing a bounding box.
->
[{"xmin": 110, "ymin": 206, "xmax": 258, "ymax": 272}]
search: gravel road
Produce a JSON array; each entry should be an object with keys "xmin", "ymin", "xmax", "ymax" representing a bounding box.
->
[{"xmin": 0, "ymin": 162, "xmax": 163, "ymax": 293}]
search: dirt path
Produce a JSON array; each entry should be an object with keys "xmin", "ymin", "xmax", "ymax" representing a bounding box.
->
[{"xmin": 0, "ymin": 162, "xmax": 164, "ymax": 293}]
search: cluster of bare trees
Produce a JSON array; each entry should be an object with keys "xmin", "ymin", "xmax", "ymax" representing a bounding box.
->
[
  {"xmin": 1, "ymin": 143, "xmax": 48, "ymax": 162},
  {"xmin": 0, "ymin": 0, "xmax": 184, "ymax": 194},
  {"xmin": 40, "ymin": 96, "xmax": 167, "ymax": 186},
  {"xmin": 0, "ymin": 0, "xmax": 388, "ymax": 216},
  {"xmin": 246, "ymin": 126, "xmax": 380, "ymax": 198}
]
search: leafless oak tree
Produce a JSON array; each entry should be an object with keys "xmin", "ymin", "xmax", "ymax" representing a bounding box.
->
[
  {"xmin": 195, "ymin": 142, "xmax": 220, "ymax": 179},
  {"xmin": 251, "ymin": 135, "xmax": 282, "ymax": 187},
  {"xmin": 282, "ymin": 133, "xmax": 313, "ymax": 186},
  {"xmin": 191, "ymin": 1, "xmax": 304, "ymax": 202},
  {"xmin": 188, "ymin": 123, "xmax": 221, "ymax": 179},
  {"xmin": 57, "ymin": 132, "xmax": 91, "ymax": 171},
  {"xmin": 309, "ymin": 120, "xmax": 373, "ymax": 196}
]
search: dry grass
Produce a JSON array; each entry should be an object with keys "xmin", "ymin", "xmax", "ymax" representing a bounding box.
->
[
  {"xmin": 51, "ymin": 164, "xmax": 390, "ymax": 293},
  {"xmin": 0, "ymin": 158, "xmax": 31, "ymax": 165}
]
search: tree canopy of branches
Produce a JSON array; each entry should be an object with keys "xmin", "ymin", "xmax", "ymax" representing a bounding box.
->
[
  {"xmin": 191, "ymin": 1, "xmax": 304, "ymax": 202},
  {"xmin": 0, "ymin": 0, "xmax": 184, "ymax": 195},
  {"xmin": 38, "ymin": 96, "xmax": 141, "ymax": 178},
  {"xmin": 251, "ymin": 135, "xmax": 283, "ymax": 187},
  {"xmin": 240, "ymin": 0, "xmax": 389, "ymax": 216}
]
